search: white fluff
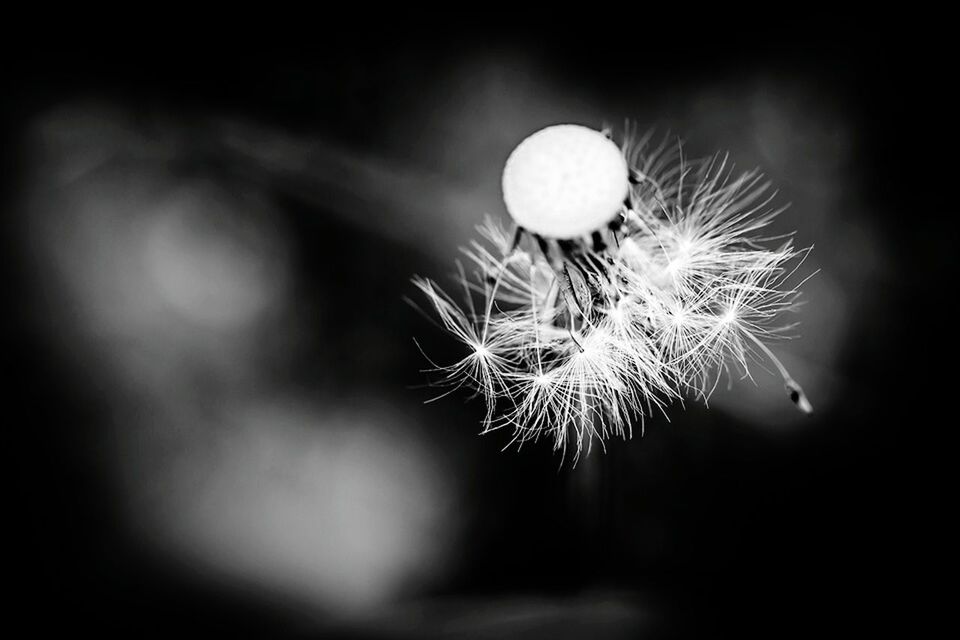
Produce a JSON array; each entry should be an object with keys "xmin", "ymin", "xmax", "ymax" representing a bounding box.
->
[{"xmin": 413, "ymin": 131, "xmax": 813, "ymax": 462}]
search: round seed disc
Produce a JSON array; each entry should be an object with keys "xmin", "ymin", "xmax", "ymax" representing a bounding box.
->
[{"xmin": 502, "ymin": 124, "xmax": 629, "ymax": 239}]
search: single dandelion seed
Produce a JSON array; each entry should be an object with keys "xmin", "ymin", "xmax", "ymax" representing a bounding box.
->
[{"xmin": 411, "ymin": 123, "xmax": 814, "ymax": 459}]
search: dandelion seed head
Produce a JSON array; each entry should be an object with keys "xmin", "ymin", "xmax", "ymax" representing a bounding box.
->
[{"xmin": 413, "ymin": 126, "xmax": 814, "ymax": 460}]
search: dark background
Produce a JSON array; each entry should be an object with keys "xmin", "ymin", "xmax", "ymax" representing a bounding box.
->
[{"xmin": 3, "ymin": 34, "xmax": 942, "ymax": 637}]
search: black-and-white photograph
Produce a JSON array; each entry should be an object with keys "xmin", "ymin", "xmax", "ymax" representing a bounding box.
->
[{"xmin": 4, "ymin": 32, "xmax": 941, "ymax": 637}]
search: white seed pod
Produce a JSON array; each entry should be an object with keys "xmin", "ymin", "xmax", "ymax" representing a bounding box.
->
[{"xmin": 501, "ymin": 124, "xmax": 629, "ymax": 239}]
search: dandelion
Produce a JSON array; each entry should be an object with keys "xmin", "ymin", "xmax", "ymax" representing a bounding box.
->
[{"xmin": 412, "ymin": 124, "xmax": 813, "ymax": 461}]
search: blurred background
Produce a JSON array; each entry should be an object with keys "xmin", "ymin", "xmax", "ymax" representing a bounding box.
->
[{"xmin": 3, "ymin": 34, "xmax": 941, "ymax": 637}]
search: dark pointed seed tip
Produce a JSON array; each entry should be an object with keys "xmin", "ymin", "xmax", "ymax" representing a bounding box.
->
[
  {"xmin": 591, "ymin": 230, "xmax": 607, "ymax": 252},
  {"xmin": 786, "ymin": 381, "xmax": 814, "ymax": 414}
]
